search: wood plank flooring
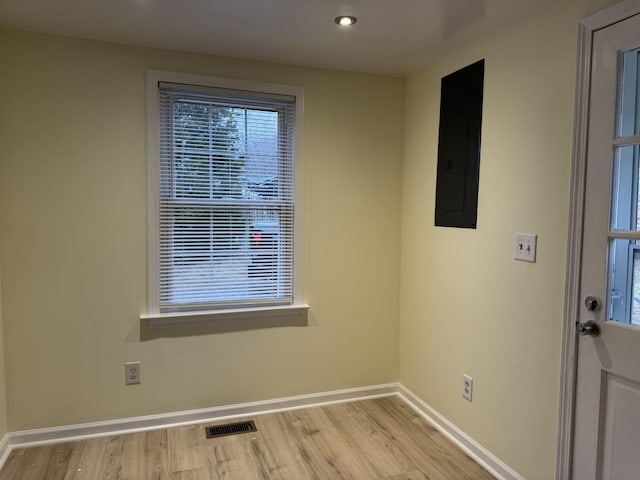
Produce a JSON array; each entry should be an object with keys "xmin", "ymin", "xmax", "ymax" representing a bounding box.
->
[{"xmin": 0, "ymin": 396, "xmax": 495, "ymax": 479}]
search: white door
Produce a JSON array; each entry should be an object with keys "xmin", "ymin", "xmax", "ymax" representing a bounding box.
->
[{"xmin": 572, "ymin": 11, "xmax": 640, "ymax": 480}]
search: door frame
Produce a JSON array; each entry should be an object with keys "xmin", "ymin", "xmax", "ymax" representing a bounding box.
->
[{"xmin": 558, "ymin": 1, "xmax": 640, "ymax": 478}]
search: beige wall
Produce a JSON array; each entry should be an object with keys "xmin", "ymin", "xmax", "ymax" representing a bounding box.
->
[
  {"xmin": 0, "ymin": 29, "xmax": 404, "ymax": 430},
  {"xmin": 399, "ymin": 0, "xmax": 616, "ymax": 479}
]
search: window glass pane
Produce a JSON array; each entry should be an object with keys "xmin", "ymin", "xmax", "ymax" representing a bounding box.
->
[
  {"xmin": 609, "ymin": 238, "xmax": 640, "ymax": 323},
  {"xmin": 610, "ymin": 145, "xmax": 639, "ymax": 231},
  {"xmin": 611, "ymin": 241, "xmax": 640, "ymax": 326},
  {"xmin": 619, "ymin": 48, "xmax": 640, "ymax": 137},
  {"xmin": 241, "ymin": 110, "xmax": 280, "ymax": 200},
  {"xmin": 632, "ymin": 248, "xmax": 640, "ymax": 326},
  {"xmin": 173, "ymin": 103, "xmax": 243, "ymax": 200}
]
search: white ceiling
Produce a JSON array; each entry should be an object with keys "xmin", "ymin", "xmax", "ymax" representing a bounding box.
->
[{"xmin": 0, "ymin": 0, "xmax": 558, "ymax": 76}]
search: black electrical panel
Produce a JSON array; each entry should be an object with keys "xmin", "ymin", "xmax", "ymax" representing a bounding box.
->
[{"xmin": 434, "ymin": 59, "xmax": 484, "ymax": 229}]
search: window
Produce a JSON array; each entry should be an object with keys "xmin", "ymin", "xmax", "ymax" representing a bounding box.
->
[{"xmin": 144, "ymin": 71, "xmax": 305, "ymax": 321}]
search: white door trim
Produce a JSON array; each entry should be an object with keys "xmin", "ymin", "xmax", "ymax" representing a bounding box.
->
[{"xmin": 558, "ymin": 2, "xmax": 640, "ymax": 479}]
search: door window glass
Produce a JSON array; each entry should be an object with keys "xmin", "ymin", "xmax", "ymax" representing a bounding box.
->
[{"xmin": 609, "ymin": 47, "xmax": 640, "ymax": 325}]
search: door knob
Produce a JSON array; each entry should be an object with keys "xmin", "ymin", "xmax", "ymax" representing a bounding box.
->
[
  {"xmin": 584, "ymin": 296, "xmax": 601, "ymax": 312},
  {"xmin": 576, "ymin": 320, "xmax": 600, "ymax": 337}
]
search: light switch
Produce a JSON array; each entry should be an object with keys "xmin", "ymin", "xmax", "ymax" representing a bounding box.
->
[{"xmin": 514, "ymin": 233, "xmax": 537, "ymax": 262}]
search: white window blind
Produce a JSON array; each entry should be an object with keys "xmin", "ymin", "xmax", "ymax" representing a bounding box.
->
[{"xmin": 157, "ymin": 81, "xmax": 296, "ymax": 313}]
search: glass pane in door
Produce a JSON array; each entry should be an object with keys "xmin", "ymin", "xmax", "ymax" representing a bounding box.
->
[
  {"xmin": 608, "ymin": 46, "xmax": 640, "ymax": 325},
  {"xmin": 632, "ymin": 248, "xmax": 640, "ymax": 326},
  {"xmin": 618, "ymin": 47, "xmax": 640, "ymax": 137},
  {"xmin": 609, "ymin": 238, "xmax": 640, "ymax": 325}
]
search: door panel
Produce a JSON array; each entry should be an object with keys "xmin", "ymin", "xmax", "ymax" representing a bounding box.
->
[
  {"xmin": 573, "ymin": 12, "xmax": 640, "ymax": 480},
  {"xmin": 600, "ymin": 373, "xmax": 640, "ymax": 479}
]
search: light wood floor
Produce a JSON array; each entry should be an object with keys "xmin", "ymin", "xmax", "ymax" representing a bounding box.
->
[{"xmin": 0, "ymin": 396, "xmax": 495, "ymax": 479}]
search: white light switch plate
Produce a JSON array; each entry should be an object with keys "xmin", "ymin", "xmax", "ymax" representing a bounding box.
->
[{"xmin": 514, "ymin": 233, "xmax": 537, "ymax": 262}]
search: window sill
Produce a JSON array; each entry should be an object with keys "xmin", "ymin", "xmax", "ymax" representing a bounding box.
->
[{"xmin": 140, "ymin": 304, "xmax": 310, "ymax": 328}]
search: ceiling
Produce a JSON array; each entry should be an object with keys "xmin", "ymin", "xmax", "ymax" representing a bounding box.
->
[{"xmin": 0, "ymin": 0, "xmax": 559, "ymax": 76}]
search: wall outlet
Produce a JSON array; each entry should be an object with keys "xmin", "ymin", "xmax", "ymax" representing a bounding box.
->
[
  {"xmin": 514, "ymin": 233, "xmax": 537, "ymax": 262},
  {"xmin": 463, "ymin": 373, "xmax": 473, "ymax": 402},
  {"xmin": 125, "ymin": 362, "xmax": 141, "ymax": 385}
]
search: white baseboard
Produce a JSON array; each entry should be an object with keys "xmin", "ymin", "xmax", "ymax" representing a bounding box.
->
[
  {"xmin": 8, "ymin": 383, "xmax": 399, "ymax": 449},
  {"xmin": 398, "ymin": 385, "xmax": 525, "ymax": 480},
  {"xmin": 0, "ymin": 434, "xmax": 9, "ymax": 470},
  {"xmin": 1, "ymin": 383, "xmax": 523, "ymax": 480}
]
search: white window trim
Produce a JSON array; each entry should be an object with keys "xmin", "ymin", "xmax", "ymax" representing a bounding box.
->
[
  {"xmin": 140, "ymin": 304, "xmax": 309, "ymax": 327},
  {"xmin": 142, "ymin": 70, "xmax": 306, "ymax": 324}
]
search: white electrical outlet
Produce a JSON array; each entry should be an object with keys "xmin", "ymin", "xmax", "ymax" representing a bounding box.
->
[
  {"xmin": 125, "ymin": 362, "xmax": 141, "ymax": 385},
  {"xmin": 514, "ymin": 233, "xmax": 537, "ymax": 262},
  {"xmin": 463, "ymin": 374, "xmax": 473, "ymax": 402}
]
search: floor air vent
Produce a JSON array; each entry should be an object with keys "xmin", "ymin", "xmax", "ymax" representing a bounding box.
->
[{"xmin": 205, "ymin": 420, "xmax": 257, "ymax": 439}]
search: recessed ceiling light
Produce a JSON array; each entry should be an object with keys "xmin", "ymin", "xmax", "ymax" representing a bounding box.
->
[{"xmin": 335, "ymin": 16, "xmax": 357, "ymax": 27}]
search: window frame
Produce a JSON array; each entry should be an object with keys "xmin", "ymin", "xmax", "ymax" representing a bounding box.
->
[{"xmin": 142, "ymin": 70, "xmax": 307, "ymax": 325}]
